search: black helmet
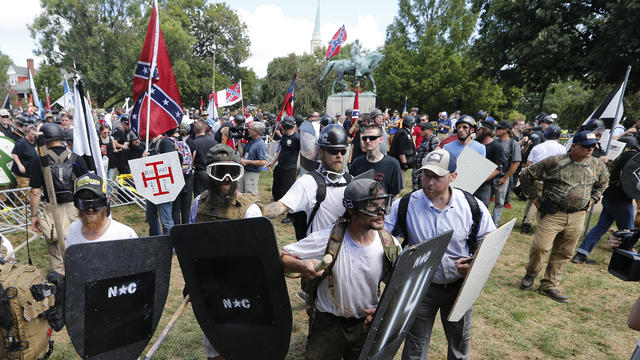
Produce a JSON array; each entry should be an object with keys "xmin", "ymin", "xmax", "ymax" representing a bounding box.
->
[
  {"xmin": 535, "ymin": 112, "xmax": 548, "ymax": 123},
  {"xmin": 345, "ymin": 109, "xmax": 353, "ymax": 117},
  {"xmin": 233, "ymin": 113, "xmax": 246, "ymax": 124},
  {"xmin": 456, "ymin": 115, "xmax": 477, "ymax": 129},
  {"xmin": 281, "ymin": 116, "xmax": 296, "ymax": 127},
  {"xmin": 476, "ymin": 110, "xmax": 488, "ymax": 120},
  {"xmin": 544, "ymin": 124, "xmax": 561, "ymax": 139},
  {"xmin": 63, "ymin": 128, "xmax": 73, "ymax": 141},
  {"xmin": 317, "ymin": 124, "xmax": 348, "ymax": 148},
  {"xmin": 294, "ymin": 114, "xmax": 304, "ymax": 127},
  {"xmin": 127, "ymin": 131, "xmax": 140, "ymax": 142},
  {"xmin": 584, "ymin": 119, "xmax": 605, "ymax": 132},
  {"xmin": 41, "ymin": 123, "xmax": 64, "ymax": 142},
  {"xmin": 402, "ymin": 115, "xmax": 416, "ymax": 129},
  {"xmin": 370, "ymin": 108, "xmax": 383, "ymax": 119},
  {"xmin": 321, "ymin": 115, "xmax": 332, "ymax": 126},
  {"xmin": 540, "ymin": 115, "xmax": 554, "ymax": 124}
]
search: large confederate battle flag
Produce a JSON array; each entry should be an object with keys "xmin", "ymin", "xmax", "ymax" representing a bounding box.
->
[
  {"xmin": 131, "ymin": 0, "xmax": 183, "ymax": 140},
  {"xmin": 275, "ymin": 70, "xmax": 298, "ymax": 123},
  {"xmin": 326, "ymin": 25, "xmax": 347, "ymax": 60}
]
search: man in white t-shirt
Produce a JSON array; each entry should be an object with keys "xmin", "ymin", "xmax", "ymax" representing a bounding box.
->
[
  {"xmin": 65, "ymin": 173, "xmax": 137, "ymax": 249},
  {"xmin": 281, "ymin": 179, "xmax": 400, "ymax": 359}
]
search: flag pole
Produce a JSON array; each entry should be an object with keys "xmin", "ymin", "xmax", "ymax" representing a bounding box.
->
[
  {"xmin": 240, "ymin": 80, "xmax": 244, "ymax": 112},
  {"xmin": 145, "ymin": 0, "xmax": 160, "ymax": 152},
  {"xmin": 604, "ymin": 65, "xmax": 631, "ymax": 155},
  {"xmin": 75, "ymin": 78, "xmax": 96, "ymax": 161}
]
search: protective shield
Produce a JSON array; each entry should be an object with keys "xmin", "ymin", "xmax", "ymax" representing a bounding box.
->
[
  {"xmin": 172, "ymin": 217, "xmax": 292, "ymax": 360},
  {"xmin": 447, "ymin": 218, "xmax": 516, "ymax": 322},
  {"xmin": 299, "ymin": 120, "xmax": 318, "ymax": 163},
  {"xmin": 65, "ymin": 235, "xmax": 172, "ymax": 360},
  {"xmin": 451, "ymin": 146, "xmax": 497, "ymax": 194},
  {"xmin": 358, "ymin": 230, "xmax": 453, "ymax": 360},
  {"xmin": 622, "ymin": 153, "xmax": 640, "ymax": 199}
]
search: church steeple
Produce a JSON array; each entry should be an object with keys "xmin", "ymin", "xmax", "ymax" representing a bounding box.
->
[{"xmin": 310, "ymin": 0, "xmax": 322, "ymax": 53}]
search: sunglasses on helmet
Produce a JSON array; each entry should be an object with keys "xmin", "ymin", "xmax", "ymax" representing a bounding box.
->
[
  {"xmin": 325, "ymin": 148, "xmax": 347, "ymax": 156},
  {"xmin": 74, "ymin": 197, "xmax": 108, "ymax": 212},
  {"xmin": 206, "ymin": 162, "xmax": 244, "ymax": 182}
]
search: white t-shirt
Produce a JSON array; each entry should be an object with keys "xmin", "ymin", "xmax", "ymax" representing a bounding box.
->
[
  {"xmin": 283, "ymin": 227, "xmax": 397, "ymax": 318},
  {"xmin": 279, "ymin": 173, "xmax": 347, "ymax": 235},
  {"xmin": 528, "ymin": 140, "xmax": 567, "ymax": 165},
  {"xmin": 65, "ymin": 219, "xmax": 138, "ymax": 248}
]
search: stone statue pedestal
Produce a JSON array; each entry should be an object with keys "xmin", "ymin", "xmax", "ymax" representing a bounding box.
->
[{"xmin": 326, "ymin": 92, "xmax": 376, "ymax": 117}]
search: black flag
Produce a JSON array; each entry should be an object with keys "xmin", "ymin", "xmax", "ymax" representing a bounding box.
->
[{"xmin": 2, "ymin": 93, "xmax": 10, "ymax": 110}]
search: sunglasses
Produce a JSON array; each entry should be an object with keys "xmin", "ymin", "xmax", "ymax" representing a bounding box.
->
[
  {"xmin": 579, "ymin": 143, "xmax": 597, "ymax": 149},
  {"xmin": 325, "ymin": 148, "xmax": 347, "ymax": 156},
  {"xmin": 74, "ymin": 197, "xmax": 108, "ymax": 212},
  {"xmin": 206, "ymin": 162, "xmax": 244, "ymax": 182},
  {"xmin": 362, "ymin": 135, "xmax": 381, "ymax": 142}
]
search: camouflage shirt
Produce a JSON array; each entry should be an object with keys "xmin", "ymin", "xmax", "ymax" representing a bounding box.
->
[{"xmin": 520, "ymin": 153, "xmax": 609, "ymax": 212}]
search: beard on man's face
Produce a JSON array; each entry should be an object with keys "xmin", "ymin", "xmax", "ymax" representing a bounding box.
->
[
  {"xmin": 207, "ymin": 179, "xmax": 238, "ymax": 207},
  {"xmin": 79, "ymin": 208, "xmax": 108, "ymax": 232}
]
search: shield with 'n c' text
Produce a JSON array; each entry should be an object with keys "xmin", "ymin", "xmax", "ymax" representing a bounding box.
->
[
  {"xmin": 359, "ymin": 231, "xmax": 453, "ymax": 360},
  {"xmin": 65, "ymin": 236, "xmax": 172, "ymax": 360},
  {"xmin": 172, "ymin": 217, "xmax": 292, "ymax": 360}
]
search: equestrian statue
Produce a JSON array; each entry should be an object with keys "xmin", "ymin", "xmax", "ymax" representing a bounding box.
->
[{"xmin": 319, "ymin": 39, "xmax": 384, "ymax": 95}]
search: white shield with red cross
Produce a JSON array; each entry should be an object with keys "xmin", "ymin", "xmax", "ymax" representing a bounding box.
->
[{"xmin": 128, "ymin": 152, "xmax": 184, "ymax": 204}]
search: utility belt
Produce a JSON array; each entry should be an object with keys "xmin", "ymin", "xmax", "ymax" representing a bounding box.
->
[
  {"xmin": 315, "ymin": 310, "xmax": 366, "ymax": 323},
  {"xmin": 430, "ymin": 278, "xmax": 464, "ymax": 289},
  {"xmin": 538, "ymin": 198, "xmax": 586, "ymax": 217}
]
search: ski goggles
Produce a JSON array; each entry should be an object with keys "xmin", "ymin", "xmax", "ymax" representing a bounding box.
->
[
  {"xmin": 74, "ymin": 197, "xmax": 108, "ymax": 212},
  {"xmin": 206, "ymin": 162, "xmax": 244, "ymax": 182},
  {"xmin": 343, "ymin": 194, "xmax": 392, "ymax": 217}
]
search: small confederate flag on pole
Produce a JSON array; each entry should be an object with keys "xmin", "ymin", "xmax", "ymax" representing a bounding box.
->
[
  {"xmin": 130, "ymin": 0, "xmax": 183, "ymax": 143},
  {"xmin": 352, "ymin": 85, "xmax": 360, "ymax": 121},
  {"xmin": 276, "ymin": 70, "xmax": 298, "ymax": 123},
  {"xmin": 326, "ymin": 25, "xmax": 347, "ymax": 60}
]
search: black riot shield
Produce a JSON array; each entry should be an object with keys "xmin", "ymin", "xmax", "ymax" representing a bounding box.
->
[
  {"xmin": 172, "ymin": 217, "xmax": 292, "ymax": 360},
  {"xmin": 358, "ymin": 231, "xmax": 453, "ymax": 360},
  {"xmin": 65, "ymin": 235, "xmax": 172, "ymax": 360},
  {"xmin": 622, "ymin": 153, "xmax": 640, "ymax": 199}
]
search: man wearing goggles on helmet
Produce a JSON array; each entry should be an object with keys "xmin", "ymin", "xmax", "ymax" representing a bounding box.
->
[
  {"xmin": 65, "ymin": 174, "xmax": 137, "ymax": 250},
  {"xmin": 280, "ymin": 179, "xmax": 400, "ymax": 359},
  {"xmin": 187, "ymin": 143, "xmax": 262, "ymax": 360}
]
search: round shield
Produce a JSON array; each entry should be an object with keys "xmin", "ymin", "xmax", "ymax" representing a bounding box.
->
[
  {"xmin": 299, "ymin": 120, "xmax": 317, "ymax": 162},
  {"xmin": 622, "ymin": 152, "xmax": 640, "ymax": 199}
]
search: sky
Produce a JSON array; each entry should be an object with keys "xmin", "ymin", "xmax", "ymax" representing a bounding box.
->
[{"xmin": 0, "ymin": 0, "xmax": 398, "ymax": 78}]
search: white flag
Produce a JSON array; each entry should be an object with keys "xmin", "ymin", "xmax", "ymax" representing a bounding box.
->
[{"xmin": 73, "ymin": 80, "xmax": 106, "ymax": 179}]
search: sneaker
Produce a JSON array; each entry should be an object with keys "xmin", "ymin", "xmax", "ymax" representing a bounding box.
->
[
  {"xmin": 520, "ymin": 274, "xmax": 535, "ymax": 290},
  {"xmin": 520, "ymin": 223, "xmax": 533, "ymax": 234},
  {"xmin": 505, "ymin": 203, "xmax": 513, "ymax": 210},
  {"xmin": 571, "ymin": 253, "xmax": 596, "ymax": 264},
  {"xmin": 539, "ymin": 288, "xmax": 569, "ymax": 303}
]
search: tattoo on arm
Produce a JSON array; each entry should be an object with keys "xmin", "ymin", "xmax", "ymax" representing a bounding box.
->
[{"xmin": 263, "ymin": 201, "xmax": 290, "ymax": 218}]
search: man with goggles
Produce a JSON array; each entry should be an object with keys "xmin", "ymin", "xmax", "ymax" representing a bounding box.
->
[
  {"xmin": 187, "ymin": 143, "xmax": 262, "ymax": 360},
  {"xmin": 65, "ymin": 173, "xmax": 137, "ymax": 250},
  {"xmin": 280, "ymin": 179, "xmax": 401, "ymax": 359}
]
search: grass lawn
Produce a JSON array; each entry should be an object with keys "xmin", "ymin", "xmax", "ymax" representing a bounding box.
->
[{"xmin": 6, "ymin": 171, "xmax": 640, "ymax": 359}]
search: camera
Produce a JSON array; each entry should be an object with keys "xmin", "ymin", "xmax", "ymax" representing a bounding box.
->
[
  {"xmin": 609, "ymin": 230, "xmax": 640, "ymax": 281},
  {"xmin": 229, "ymin": 123, "xmax": 249, "ymax": 140}
]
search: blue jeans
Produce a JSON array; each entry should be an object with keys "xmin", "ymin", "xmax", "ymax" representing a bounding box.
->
[
  {"xmin": 492, "ymin": 177, "xmax": 509, "ymax": 226},
  {"xmin": 146, "ymin": 200, "xmax": 174, "ymax": 236},
  {"xmin": 577, "ymin": 196, "xmax": 633, "ymax": 256}
]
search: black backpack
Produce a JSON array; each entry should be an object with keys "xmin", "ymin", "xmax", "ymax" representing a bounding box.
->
[
  {"xmin": 392, "ymin": 189, "xmax": 482, "ymax": 253},
  {"xmin": 47, "ymin": 149, "xmax": 77, "ymax": 203},
  {"xmin": 292, "ymin": 170, "xmax": 353, "ymax": 240}
]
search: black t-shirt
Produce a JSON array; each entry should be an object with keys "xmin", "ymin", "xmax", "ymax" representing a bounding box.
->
[
  {"xmin": 604, "ymin": 149, "xmax": 638, "ymax": 203},
  {"xmin": 11, "ymin": 138, "xmax": 37, "ymax": 177},
  {"xmin": 0, "ymin": 125, "xmax": 13, "ymax": 139},
  {"xmin": 29, "ymin": 146, "xmax": 89, "ymax": 203},
  {"xmin": 484, "ymin": 140, "xmax": 507, "ymax": 180},
  {"xmin": 389, "ymin": 128, "xmax": 415, "ymax": 163},
  {"xmin": 193, "ymin": 134, "xmax": 218, "ymax": 170},
  {"xmin": 276, "ymin": 132, "xmax": 301, "ymax": 170},
  {"xmin": 350, "ymin": 154, "xmax": 403, "ymax": 195},
  {"xmin": 112, "ymin": 127, "xmax": 130, "ymax": 145},
  {"xmin": 351, "ymin": 129, "xmax": 365, "ymax": 160}
]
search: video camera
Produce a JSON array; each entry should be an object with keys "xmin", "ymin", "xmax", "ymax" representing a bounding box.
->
[
  {"xmin": 608, "ymin": 229, "xmax": 640, "ymax": 281},
  {"xmin": 229, "ymin": 123, "xmax": 249, "ymax": 140}
]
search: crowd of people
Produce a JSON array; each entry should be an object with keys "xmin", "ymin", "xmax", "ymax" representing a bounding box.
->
[{"xmin": 2, "ymin": 103, "xmax": 640, "ymax": 359}]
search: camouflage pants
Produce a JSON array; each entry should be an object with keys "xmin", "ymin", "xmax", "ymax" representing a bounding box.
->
[
  {"xmin": 525, "ymin": 210, "xmax": 586, "ymax": 290},
  {"xmin": 38, "ymin": 202, "xmax": 78, "ymax": 273}
]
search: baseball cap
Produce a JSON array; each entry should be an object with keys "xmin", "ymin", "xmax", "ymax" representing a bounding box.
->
[
  {"xmin": 497, "ymin": 120, "xmax": 512, "ymax": 130},
  {"xmin": 419, "ymin": 148, "xmax": 457, "ymax": 176},
  {"xmin": 0, "ymin": 109, "xmax": 9, "ymax": 117},
  {"xmin": 481, "ymin": 120, "xmax": 496, "ymax": 131},
  {"xmin": 419, "ymin": 122, "xmax": 434, "ymax": 130},
  {"xmin": 573, "ymin": 131, "xmax": 598, "ymax": 146},
  {"xmin": 74, "ymin": 173, "xmax": 107, "ymax": 199},
  {"xmin": 206, "ymin": 144, "xmax": 240, "ymax": 164}
]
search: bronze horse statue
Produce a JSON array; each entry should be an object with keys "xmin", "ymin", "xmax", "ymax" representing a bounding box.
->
[{"xmin": 319, "ymin": 52, "xmax": 384, "ymax": 94}]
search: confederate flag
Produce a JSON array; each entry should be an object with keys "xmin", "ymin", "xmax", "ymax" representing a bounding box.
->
[
  {"xmin": 276, "ymin": 70, "xmax": 298, "ymax": 123},
  {"xmin": 326, "ymin": 25, "xmax": 347, "ymax": 60},
  {"xmin": 130, "ymin": 0, "xmax": 183, "ymax": 140}
]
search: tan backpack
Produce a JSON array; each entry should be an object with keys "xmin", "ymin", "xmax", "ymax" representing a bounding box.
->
[{"xmin": 0, "ymin": 262, "xmax": 54, "ymax": 360}]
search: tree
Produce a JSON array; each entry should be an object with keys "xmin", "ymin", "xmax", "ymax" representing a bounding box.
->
[
  {"xmin": 0, "ymin": 50, "xmax": 12, "ymax": 101},
  {"xmin": 260, "ymin": 53, "xmax": 331, "ymax": 116},
  {"xmin": 34, "ymin": 64, "xmax": 64, "ymax": 106},
  {"xmin": 473, "ymin": 0, "xmax": 640, "ymax": 97},
  {"xmin": 373, "ymin": 0, "xmax": 511, "ymax": 118}
]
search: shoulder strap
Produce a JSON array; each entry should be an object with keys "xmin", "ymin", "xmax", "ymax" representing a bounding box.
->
[
  {"xmin": 343, "ymin": 173, "xmax": 353, "ymax": 183},
  {"xmin": 46, "ymin": 149, "xmax": 72, "ymax": 163},
  {"xmin": 392, "ymin": 191, "xmax": 415, "ymax": 248},
  {"xmin": 306, "ymin": 170, "xmax": 327, "ymax": 233},
  {"xmin": 461, "ymin": 189, "xmax": 482, "ymax": 255}
]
